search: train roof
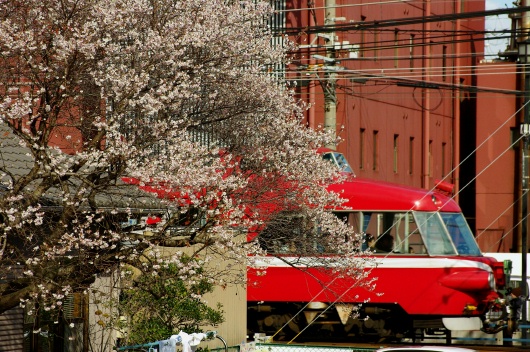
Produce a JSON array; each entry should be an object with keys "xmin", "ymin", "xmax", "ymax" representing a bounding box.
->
[{"xmin": 328, "ymin": 177, "xmax": 461, "ymax": 212}]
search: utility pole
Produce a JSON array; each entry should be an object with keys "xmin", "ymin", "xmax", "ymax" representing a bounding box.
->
[
  {"xmin": 518, "ymin": 0, "xmax": 529, "ymax": 344},
  {"xmin": 323, "ymin": 0, "xmax": 337, "ymax": 149},
  {"xmin": 521, "ymin": 117, "xmax": 529, "ymax": 344},
  {"xmin": 303, "ymin": 1, "xmax": 344, "ymax": 148},
  {"xmin": 422, "ymin": 0, "xmax": 432, "ymax": 189}
]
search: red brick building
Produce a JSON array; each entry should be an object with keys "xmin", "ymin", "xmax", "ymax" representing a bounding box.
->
[
  {"xmin": 476, "ymin": 62, "xmax": 519, "ymax": 253},
  {"xmin": 281, "ymin": 0, "xmax": 525, "ymax": 253}
]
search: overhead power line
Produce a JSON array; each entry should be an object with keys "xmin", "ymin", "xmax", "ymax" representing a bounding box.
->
[{"xmin": 275, "ymin": 6, "xmax": 529, "ymax": 35}]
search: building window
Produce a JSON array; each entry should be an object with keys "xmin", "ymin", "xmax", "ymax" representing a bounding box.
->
[
  {"xmin": 511, "ymin": 127, "xmax": 519, "ymax": 150},
  {"xmin": 409, "ymin": 137, "xmax": 414, "ymax": 175},
  {"xmin": 374, "ymin": 30, "xmax": 379, "ymax": 60},
  {"xmin": 373, "ymin": 130, "xmax": 379, "ymax": 171},
  {"xmin": 409, "ymin": 34, "xmax": 415, "ymax": 71},
  {"xmin": 394, "ymin": 29, "xmax": 399, "ymax": 68},
  {"xmin": 428, "ymin": 140, "xmax": 433, "ymax": 177},
  {"xmin": 393, "ymin": 134, "xmax": 399, "ymax": 173},
  {"xmin": 360, "ymin": 15, "xmax": 366, "ymax": 58},
  {"xmin": 442, "ymin": 45, "xmax": 447, "ymax": 82},
  {"xmin": 360, "ymin": 128, "xmax": 365, "ymax": 169},
  {"xmin": 441, "ymin": 142, "xmax": 446, "ymax": 177}
]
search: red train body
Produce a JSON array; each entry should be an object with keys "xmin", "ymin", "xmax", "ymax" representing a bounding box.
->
[{"xmin": 247, "ymin": 151, "xmax": 507, "ymax": 342}]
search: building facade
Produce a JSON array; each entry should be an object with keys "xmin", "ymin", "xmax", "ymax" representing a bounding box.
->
[{"xmin": 278, "ymin": 0, "xmax": 526, "ymax": 253}]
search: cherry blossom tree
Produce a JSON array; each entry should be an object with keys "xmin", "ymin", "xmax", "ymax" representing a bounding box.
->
[{"xmin": 0, "ymin": 0, "xmax": 367, "ymax": 335}]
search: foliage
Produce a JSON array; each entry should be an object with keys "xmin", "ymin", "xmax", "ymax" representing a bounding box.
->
[{"xmin": 119, "ymin": 257, "xmax": 223, "ymax": 345}]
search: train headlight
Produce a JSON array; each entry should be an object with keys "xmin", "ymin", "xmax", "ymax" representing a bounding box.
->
[{"xmin": 488, "ymin": 272, "xmax": 496, "ymax": 290}]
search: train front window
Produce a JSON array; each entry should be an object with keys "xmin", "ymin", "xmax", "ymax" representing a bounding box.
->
[
  {"xmin": 414, "ymin": 212, "xmax": 457, "ymax": 255},
  {"xmin": 322, "ymin": 152, "xmax": 354, "ymax": 173},
  {"xmin": 334, "ymin": 153, "xmax": 354, "ymax": 173},
  {"xmin": 440, "ymin": 212, "xmax": 481, "ymax": 256}
]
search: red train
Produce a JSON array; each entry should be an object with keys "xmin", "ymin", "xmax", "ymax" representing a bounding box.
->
[{"xmin": 247, "ymin": 150, "xmax": 508, "ymax": 342}]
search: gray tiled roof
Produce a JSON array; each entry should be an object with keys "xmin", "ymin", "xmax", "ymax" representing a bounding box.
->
[
  {"xmin": 0, "ymin": 123, "xmax": 168, "ymax": 213},
  {"xmin": 0, "ymin": 123, "xmax": 34, "ymax": 179}
]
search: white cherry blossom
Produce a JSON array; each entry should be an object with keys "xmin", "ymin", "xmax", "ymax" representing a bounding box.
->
[{"xmin": 0, "ymin": 0, "xmax": 369, "ymax": 320}]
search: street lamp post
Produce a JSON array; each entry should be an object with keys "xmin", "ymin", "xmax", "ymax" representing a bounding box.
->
[{"xmin": 517, "ymin": 40, "xmax": 529, "ymax": 344}]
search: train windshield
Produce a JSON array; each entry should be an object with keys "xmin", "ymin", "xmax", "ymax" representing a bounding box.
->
[
  {"xmin": 414, "ymin": 212, "xmax": 481, "ymax": 256},
  {"xmin": 414, "ymin": 212, "xmax": 457, "ymax": 255},
  {"xmin": 440, "ymin": 212, "xmax": 482, "ymax": 256},
  {"xmin": 336, "ymin": 210, "xmax": 481, "ymax": 256},
  {"xmin": 322, "ymin": 152, "xmax": 354, "ymax": 173}
]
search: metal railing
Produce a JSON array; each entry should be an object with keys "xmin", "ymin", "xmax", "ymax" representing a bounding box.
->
[{"xmin": 117, "ymin": 331, "xmax": 227, "ymax": 352}]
